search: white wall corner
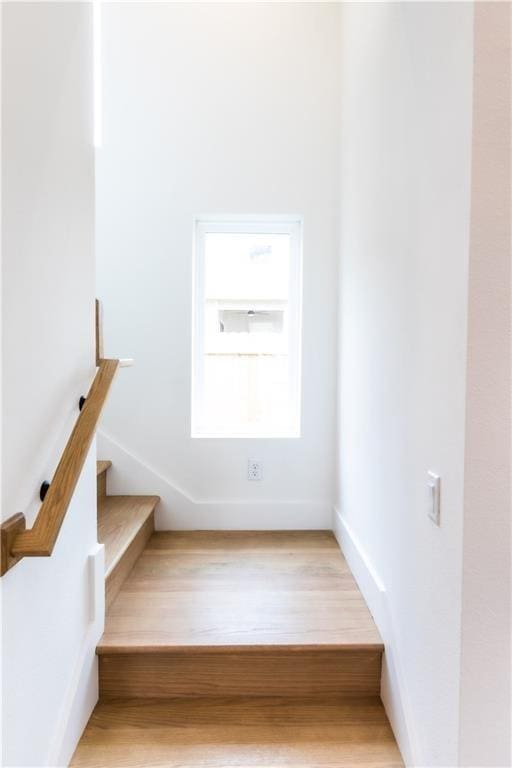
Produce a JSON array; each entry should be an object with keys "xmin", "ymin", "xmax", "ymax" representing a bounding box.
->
[
  {"xmin": 97, "ymin": 430, "xmax": 331, "ymax": 530},
  {"xmin": 46, "ymin": 543, "xmax": 105, "ymax": 767},
  {"xmin": 332, "ymin": 506, "xmax": 420, "ymax": 768}
]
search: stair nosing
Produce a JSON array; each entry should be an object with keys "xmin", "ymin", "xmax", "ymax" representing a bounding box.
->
[
  {"xmin": 97, "ymin": 459, "xmax": 112, "ymax": 477},
  {"xmin": 96, "ymin": 641, "xmax": 384, "ymax": 655}
]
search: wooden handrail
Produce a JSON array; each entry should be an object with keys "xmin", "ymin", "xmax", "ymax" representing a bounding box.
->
[
  {"xmin": 1, "ymin": 301, "xmax": 126, "ymax": 576},
  {"xmin": 1, "ymin": 358, "xmax": 120, "ymax": 575}
]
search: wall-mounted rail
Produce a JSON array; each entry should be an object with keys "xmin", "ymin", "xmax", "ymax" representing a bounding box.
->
[{"xmin": 0, "ymin": 301, "xmax": 127, "ymax": 576}]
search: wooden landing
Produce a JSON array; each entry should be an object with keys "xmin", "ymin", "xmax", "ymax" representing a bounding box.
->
[
  {"xmin": 98, "ymin": 530, "xmax": 382, "ymax": 652},
  {"xmin": 71, "ymin": 696, "xmax": 403, "ymax": 767}
]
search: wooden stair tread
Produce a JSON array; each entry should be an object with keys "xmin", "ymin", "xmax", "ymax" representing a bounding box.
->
[
  {"xmin": 98, "ymin": 531, "xmax": 382, "ymax": 653},
  {"xmin": 71, "ymin": 696, "xmax": 403, "ymax": 767},
  {"xmin": 96, "ymin": 460, "xmax": 112, "ymax": 477},
  {"xmin": 98, "ymin": 495, "xmax": 160, "ymax": 578}
]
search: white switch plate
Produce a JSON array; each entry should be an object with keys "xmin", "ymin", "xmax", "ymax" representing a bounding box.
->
[
  {"xmin": 427, "ymin": 471, "xmax": 441, "ymax": 526},
  {"xmin": 248, "ymin": 460, "xmax": 263, "ymax": 481}
]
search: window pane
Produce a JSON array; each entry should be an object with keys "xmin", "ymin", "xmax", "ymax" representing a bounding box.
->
[{"xmin": 193, "ymin": 223, "xmax": 301, "ymax": 437}]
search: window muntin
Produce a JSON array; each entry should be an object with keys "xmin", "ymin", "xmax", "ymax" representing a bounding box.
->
[{"xmin": 192, "ymin": 219, "xmax": 302, "ymax": 438}]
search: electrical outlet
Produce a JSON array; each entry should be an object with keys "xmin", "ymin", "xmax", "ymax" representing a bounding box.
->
[
  {"xmin": 248, "ymin": 460, "xmax": 263, "ymax": 481},
  {"xmin": 427, "ymin": 471, "xmax": 441, "ymax": 526}
]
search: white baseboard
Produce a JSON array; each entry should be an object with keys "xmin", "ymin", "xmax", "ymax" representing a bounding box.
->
[
  {"xmin": 46, "ymin": 543, "xmax": 105, "ymax": 767},
  {"xmin": 332, "ymin": 507, "xmax": 420, "ymax": 768},
  {"xmin": 97, "ymin": 431, "xmax": 331, "ymax": 530}
]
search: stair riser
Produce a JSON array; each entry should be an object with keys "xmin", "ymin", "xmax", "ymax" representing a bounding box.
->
[
  {"xmin": 106, "ymin": 514, "xmax": 155, "ymax": 610},
  {"xmin": 99, "ymin": 649, "xmax": 382, "ymax": 699}
]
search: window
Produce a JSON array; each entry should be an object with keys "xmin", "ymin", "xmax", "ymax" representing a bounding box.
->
[{"xmin": 192, "ymin": 218, "xmax": 302, "ymax": 438}]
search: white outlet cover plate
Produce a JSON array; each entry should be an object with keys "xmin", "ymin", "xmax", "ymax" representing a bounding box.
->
[{"xmin": 248, "ymin": 460, "xmax": 263, "ymax": 481}]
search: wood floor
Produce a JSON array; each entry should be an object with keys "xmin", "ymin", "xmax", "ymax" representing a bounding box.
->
[
  {"xmin": 72, "ymin": 697, "xmax": 403, "ymax": 767},
  {"xmin": 72, "ymin": 461, "xmax": 403, "ymax": 767},
  {"xmin": 99, "ymin": 530, "xmax": 383, "ymax": 652}
]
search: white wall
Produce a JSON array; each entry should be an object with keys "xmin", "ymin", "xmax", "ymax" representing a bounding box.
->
[
  {"xmin": 459, "ymin": 4, "xmax": 511, "ymax": 765},
  {"xmin": 1, "ymin": 4, "xmax": 101, "ymax": 765},
  {"xmin": 334, "ymin": 4, "xmax": 474, "ymax": 766},
  {"xmin": 96, "ymin": 2, "xmax": 340, "ymax": 529}
]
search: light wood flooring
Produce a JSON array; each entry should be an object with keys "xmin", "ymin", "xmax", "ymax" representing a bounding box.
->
[
  {"xmin": 72, "ymin": 697, "xmax": 403, "ymax": 767},
  {"xmin": 99, "ymin": 530, "xmax": 383, "ymax": 652},
  {"xmin": 71, "ymin": 461, "xmax": 403, "ymax": 767}
]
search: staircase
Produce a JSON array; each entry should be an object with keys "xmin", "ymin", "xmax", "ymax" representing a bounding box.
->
[
  {"xmin": 72, "ymin": 460, "xmax": 403, "ymax": 767},
  {"xmin": 96, "ymin": 460, "xmax": 159, "ymax": 610}
]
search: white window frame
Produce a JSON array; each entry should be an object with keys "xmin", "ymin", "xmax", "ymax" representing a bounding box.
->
[{"xmin": 191, "ymin": 216, "xmax": 303, "ymax": 439}]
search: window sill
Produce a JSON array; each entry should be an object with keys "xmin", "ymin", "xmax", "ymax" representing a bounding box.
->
[{"xmin": 191, "ymin": 431, "xmax": 301, "ymax": 440}]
